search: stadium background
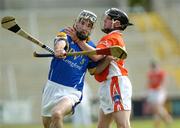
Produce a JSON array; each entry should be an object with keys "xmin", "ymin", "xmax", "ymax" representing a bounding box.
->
[{"xmin": 0, "ymin": 0, "xmax": 180, "ymax": 127}]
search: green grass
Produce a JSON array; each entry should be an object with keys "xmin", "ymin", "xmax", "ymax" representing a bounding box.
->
[{"xmin": 1, "ymin": 118, "xmax": 180, "ymax": 128}]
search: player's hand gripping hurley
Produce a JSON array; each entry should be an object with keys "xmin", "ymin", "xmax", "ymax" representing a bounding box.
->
[{"xmin": 1, "ymin": 16, "xmax": 127, "ymax": 59}]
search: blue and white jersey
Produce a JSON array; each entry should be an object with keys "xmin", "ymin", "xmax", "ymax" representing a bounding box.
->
[{"xmin": 48, "ymin": 30, "xmax": 96, "ymax": 91}]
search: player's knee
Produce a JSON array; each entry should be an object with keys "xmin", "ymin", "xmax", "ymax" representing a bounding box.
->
[
  {"xmin": 97, "ymin": 124, "xmax": 103, "ymax": 128},
  {"xmin": 97, "ymin": 125, "xmax": 102, "ymax": 128},
  {"xmin": 97, "ymin": 122, "xmax": 110, "ymax": 128},
  {"xmin": 97, "ymin": 121, "xmax": 107, "ymax": 128},
  {"xmin": 42, "ymin": 118, "xmax": 50, "ymax": 128},
  {"xmin": 117, "ymin": 120, "xmax": 131, "ymax": 128},
  {"xmin": 52, "ymin": 110, "xmax": 64, "ymax": 121}
]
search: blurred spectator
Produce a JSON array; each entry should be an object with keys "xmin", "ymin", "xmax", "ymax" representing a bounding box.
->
[{"xmin": 145, "ymin": 61, "xmax": 173, "ymax": 128}]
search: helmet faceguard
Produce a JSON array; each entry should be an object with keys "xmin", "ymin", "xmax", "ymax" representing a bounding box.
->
[
  {"xmin": 75, "ymin": 10, "xmax": 97, "ymax": 40},
  {"xmin": 102, "ymin": 8, "xmax": 133, "ymax": 33},
  {"xmin": 77, "ymin": 10, "xmax": 97, "ymax": 24}
]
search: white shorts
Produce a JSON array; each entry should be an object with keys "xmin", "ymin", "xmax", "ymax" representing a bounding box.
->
[
  {"xmin": 41, "ymin": 80, "xmax": 82, "ymax": 117},
  {"xmin": 99, "ymin": 76, "xmax": 132, "ymax": 114},
  {"xmin": 146, "ymin": 89, "xmax": 166, "ymax": 105}
]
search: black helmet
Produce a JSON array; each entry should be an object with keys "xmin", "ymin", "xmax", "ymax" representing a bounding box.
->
[{"xmin": 105, "ymin": 8, "xmax": 133, "ymax": 30}]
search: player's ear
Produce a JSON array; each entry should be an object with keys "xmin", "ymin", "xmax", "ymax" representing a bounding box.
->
[{"xmin": 114, "ymin": 20, "xmax": 121, "ymax": 28}]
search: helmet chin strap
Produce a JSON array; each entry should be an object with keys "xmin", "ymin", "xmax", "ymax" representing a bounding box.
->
[
  {"xmin": 111, "ymin": 19, "xmax": 115, "ymax": 29},
  {"xmin": 111, "ymin": 19, "xmax": 121, "ymax": 30},
  {"xmin": 102, "ymin": 19, "xmax": 119, "ymax": 34}
]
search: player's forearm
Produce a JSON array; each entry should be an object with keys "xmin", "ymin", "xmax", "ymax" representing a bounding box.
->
[
  {"xmin": 54, "ymin": 40, "xmax": 67, "ymax": 57},
  {"xmin": 77, "ymin": 41, "xmax": 104, "ymax": 62},
  {"xmin": 54, "ymin": 40, "xmax": 66, "ymax": 50},
  {"xmin": 94, "ymin": 56, "xmax": 112, "ymax": 74}
]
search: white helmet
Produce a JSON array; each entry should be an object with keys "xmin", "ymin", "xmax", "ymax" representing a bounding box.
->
[
  {"xmin": 77, "ymin": 10, "xmax": 97, "ymax": 26},
  {"xmin": 75, "ymin": 10, "xmax": 97, "ymax": 40}
]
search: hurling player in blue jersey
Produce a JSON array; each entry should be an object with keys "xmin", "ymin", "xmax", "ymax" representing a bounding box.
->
[{"xmin": 41, "ymin": 10, "xmax": 97, "ymax": 128}]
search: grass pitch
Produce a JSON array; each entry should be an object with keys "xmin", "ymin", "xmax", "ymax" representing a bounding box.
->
[{"xmin": 1, "ymin": 118, "xmax": 180, "ymax": 128}]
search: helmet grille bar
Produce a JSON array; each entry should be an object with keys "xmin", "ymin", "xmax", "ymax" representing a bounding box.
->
[{"xmin": 78, "ymin": 10, "xmax": 97, "ymax": 23}]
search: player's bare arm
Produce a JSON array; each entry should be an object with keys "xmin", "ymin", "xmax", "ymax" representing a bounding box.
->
[
  {"xmin": 54, "ymin": 40, "xmax": 67, "ymax": 58},
  {"xmin": 54, "ymin": 32, "xmax": 68, "ymax": 58},
  {"xmin": 94, "ymin": 56, "xmax": 116, "ymax": 74},
  {"xmin": 88, "ymin": 55, "xmax": 116, "ymax": 75},
  {"xmin": 65, "ymin": 27, "xmax": 104, "ymax": 62}
]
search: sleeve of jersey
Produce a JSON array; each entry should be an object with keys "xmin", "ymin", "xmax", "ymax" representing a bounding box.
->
[
  {"xmin": 97, "ymin": 36, "xmax": 125, "ymax": 49},
  {"xmin": 96, "ymin": 40, "xmax": 112, "ymax": 49},
  {"xmin": 54, "ymin": 30, "xmax": 69, "ymax": 51},
  {"xmin": 87, "ymin": 40, "xmax": 96, "ymax": 48}
]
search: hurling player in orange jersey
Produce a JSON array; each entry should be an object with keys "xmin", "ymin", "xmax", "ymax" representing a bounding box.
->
[
  {"xmin": 146, "ymin": 61, "xmax": 173, "ymax": 128},
  {"xmin": 65, "ymin": 8, "xmax": 133, "ymax": 128}
]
